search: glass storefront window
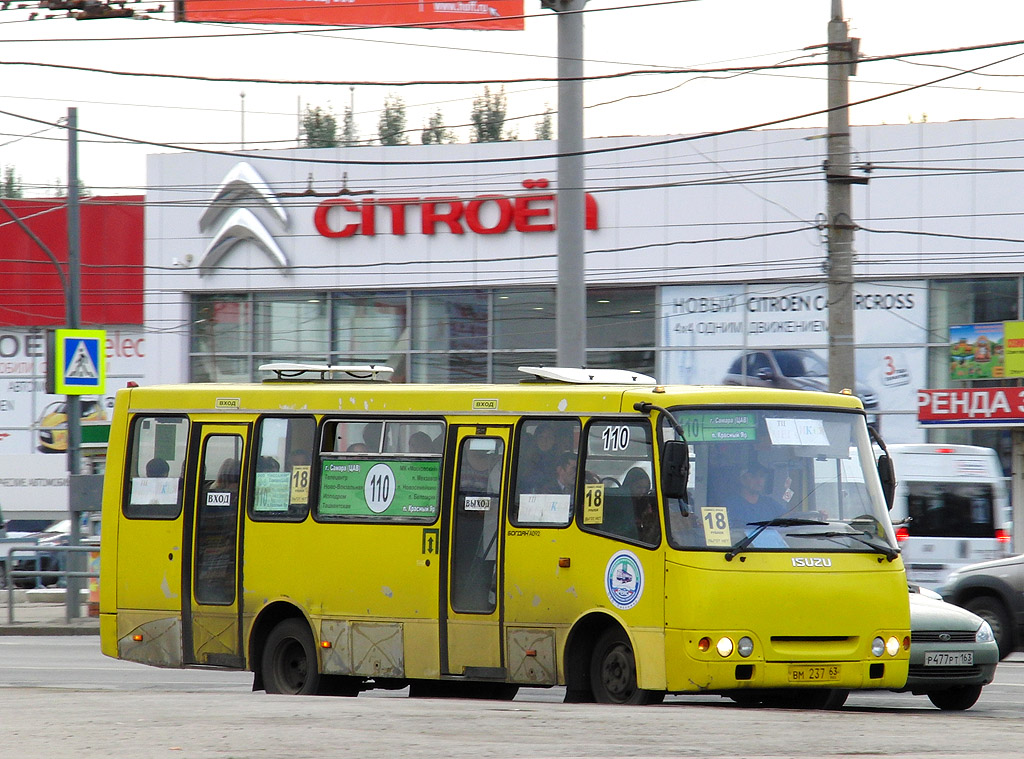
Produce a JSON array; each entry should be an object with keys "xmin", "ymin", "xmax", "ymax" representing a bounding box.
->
[
  {"xmin": 411, "ymin": 353, "xmax": 488, "ymax": 383},
  {"xmin": 493, "ymin": 289, "xmax": 556, "ymax": 350},
  {"xmin": 254, "ymin": 293, "xmax": 329, "ymax": 354},
  {"xmin": 492, "ymin": 352, "xmax": 556, "ymax": 383},
  {"xmin": 587, "ymin": 288, "xmax": 655, "ymax": 349},
  {"xmin": 333, "ymin": 292, "xmax": 409, "ymax": 357},
  {"xmin": 928, "ymin": 278, "xmax": 1019, "ymax": 343},
  {"xmin": 191, "ymin": 295, "xmax": 251, "ymax": 355},
  {"xmin": 190, "ymin": 356, "xmax": 251, "ymax": 383},
  {"xmin": 586, "ymin": 350, "xmax": 655, "ymax": 377},
  {"xmin": 413, "ymin": 290, "xmax": 487, "ymax": 352},
  {"xmin": 928, "ymin": 277, "xmax": 1020, "ymax": 389}
]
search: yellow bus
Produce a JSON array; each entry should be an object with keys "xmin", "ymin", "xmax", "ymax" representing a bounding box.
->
[{"xmin": 99, "ymin": 365, "xmax": 909, "ymax": 707}]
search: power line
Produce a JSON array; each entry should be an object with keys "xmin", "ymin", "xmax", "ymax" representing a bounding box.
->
[{"xmin": 4, "ymin": 36, "xmax": 1024, "ymax": 87}]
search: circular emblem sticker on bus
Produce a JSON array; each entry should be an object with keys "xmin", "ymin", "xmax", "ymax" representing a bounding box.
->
[
  {"xmin": 364, "ymin": 462, "xmax": 396, "ymax": 514},
  {"xmin": 605, "ymin": 550, "xmax": 644, "ymax": 610}
]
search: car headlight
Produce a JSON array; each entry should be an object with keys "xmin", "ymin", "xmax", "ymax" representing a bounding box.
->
[{"xmin": 976, "ymin": 619, "xmax": 996, "ymax": 644}]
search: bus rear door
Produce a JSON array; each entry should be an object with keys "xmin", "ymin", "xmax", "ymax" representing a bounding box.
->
[
  {"xmin": 444, "ymin": 426, "xmax": 511, "ymax": 678},
  {"xmin": 184, "ymin": 423, "xmax": 249, "ymax": 668}
]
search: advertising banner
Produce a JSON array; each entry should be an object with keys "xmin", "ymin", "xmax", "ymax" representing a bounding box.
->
[
  {"xmin": 918, "ymin": 387, "xmax": 1024, "ymax": 426},
  {"xmin": 949, "ymin": 322, "xmax": 1005, "ymax": 381},
  {"xmin": 178, "ymin": 0, "xmax": 525, "ymax": 30},
  {"xmin": 661, "ymin": 281, "xmax": 927, "ymax": 443},
  {"xmin": 1003, "ymin": 321, "xmax": 1024, "ymax": 378}
]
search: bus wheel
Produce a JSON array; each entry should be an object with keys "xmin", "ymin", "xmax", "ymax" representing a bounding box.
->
[
  {"xmin": 261, "ymin": 619, "xmax": 321, "ymax": 695},
  {"xmin": 589, "ymin": 628, "xmax": 664, "ymax": 705},
  {"xmin": 927, "ymin": 685, "xmax": 982, "ymax": 711}
]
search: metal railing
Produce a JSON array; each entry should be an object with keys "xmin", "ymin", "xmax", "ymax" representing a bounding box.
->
[{"xmin": 5, "ymin": 545, "xmax": 100, "ymax": 624}]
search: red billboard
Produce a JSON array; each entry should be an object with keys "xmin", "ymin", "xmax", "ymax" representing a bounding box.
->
[
  {"xmin": 917, "ymin": 387, "xmax": 1024, "ymax": 426},
  {"xmin": 177, "ymin": 0, "xmax": 525, "ymax": 30},
  {"xmin": 0, "ymin": 196, "xmax": 144, "ymax": 327}
]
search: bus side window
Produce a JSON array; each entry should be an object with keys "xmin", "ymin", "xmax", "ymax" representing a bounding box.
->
[
  {"xmin": 579, "ymin": 420, "xmax": 659, "ymax": 546},
  {"xmin": 382, "ymin": 421, "xmax": 446, "ymax": 454},
  {"xmin": 251, "ymin": 416, "xmax": 316, "ymax": 521},
  {"xmin": 124, "ymin": 415, "xmax": 189, "ymax": 520},
  {"xmin": 510, "ymin": 418, "xmax": 579, "ymax": 526}
]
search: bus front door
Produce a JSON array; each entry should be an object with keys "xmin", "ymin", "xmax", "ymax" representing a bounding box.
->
[
  {"xmin": 443, "ymin": 427, "xmax": 511, "ymax": 678},
  {"xmin": 183, "ymin": 424, "xmax": 248, "ymax": 668}
]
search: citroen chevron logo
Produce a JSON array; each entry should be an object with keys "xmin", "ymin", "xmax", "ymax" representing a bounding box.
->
[{"xmin": 197, "ymin": 162, "xmax": 290, "ymax": 276}]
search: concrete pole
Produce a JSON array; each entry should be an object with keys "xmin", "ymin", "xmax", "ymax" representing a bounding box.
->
[
  {"xmin": 826, "ymin": 0, "xmax": 856, "ymax": 393},
  {"xmin": 66, "ymin": 106, "xmax": 83, "ymax": 619},
  {"xmin": 547, "ymin": 0, "xmax": 587, "ymax": 368}
]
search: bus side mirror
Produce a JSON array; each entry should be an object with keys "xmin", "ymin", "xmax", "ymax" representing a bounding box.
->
[
  {"xmin": 661, "ymin": 440, "xmax": 690, "ymax": 501},
  {"xmin": 877, "ymin": 453, "xmax": 896, "ymax": 510}
]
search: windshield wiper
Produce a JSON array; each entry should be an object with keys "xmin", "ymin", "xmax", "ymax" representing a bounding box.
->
[
  {"xmin": 793, "ymin": 530, "xmax": 900, "ymax": 561},
  {"xmin": 724, "ymin": 517, "xmax": 828, "ymax": 561}
]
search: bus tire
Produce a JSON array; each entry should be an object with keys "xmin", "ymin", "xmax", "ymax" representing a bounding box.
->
[
  {"xmin": 927, "ymin": 684, "xmax": 982, "ymax": 711},
  {"xmin": 589, "ymin": 627, "xmax": 664, "ymax": 705},
  {"xmin": 964, "ymin": 596, "xmax": 1013, "ymax": 659},
  {"xmin": 261, "ymin": 618, "xmax": 321, "ymax": 695}
]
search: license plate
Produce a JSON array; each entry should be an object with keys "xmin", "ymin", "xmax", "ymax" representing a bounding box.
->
[
  {"xmin": 788, "ymin": 664, "xmax": 841, "ymax": 682},
  {"xmin": 924, "ymin": 651, "xmax": 973, "ymax": 666}
]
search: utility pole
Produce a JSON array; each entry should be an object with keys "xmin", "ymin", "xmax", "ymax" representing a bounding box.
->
[
  {"xmin": 542, "ymin": 0, "xmax": 587, "ymax": 368},
  {"xmin": 66, "ymin": 106, "xmax": 83, "ymax": 620},
  {"xmin": 825, "ymin": 0, "xmax": 861, "ymax": 393}
]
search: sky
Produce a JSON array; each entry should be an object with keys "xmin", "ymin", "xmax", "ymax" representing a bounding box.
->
[{"xmin": 1, "ymin": 0, "xmax": 1024, "ymax": 195}]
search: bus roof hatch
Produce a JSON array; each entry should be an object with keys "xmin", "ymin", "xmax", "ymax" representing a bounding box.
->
[
  {"xmin": 518, "ymin": 366, "xmax": 658, "ymax": 385},
  {"xmin": 258, "ymin": 363, "xmax": 395, "ymax": 382}
]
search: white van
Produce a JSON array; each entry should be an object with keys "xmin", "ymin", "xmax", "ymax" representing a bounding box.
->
[{"xmin": 889, "ymin": 444, "xmax": 1013, "ymax": 590}]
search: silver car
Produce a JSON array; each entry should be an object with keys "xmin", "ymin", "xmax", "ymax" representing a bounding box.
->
[
  {"xmin": 897, "ymin": 587, "xmax": 999, "ymax": 710},
  {"xmin": 722, "ymin": 349, "xmax": 879, "ymax": 423}
]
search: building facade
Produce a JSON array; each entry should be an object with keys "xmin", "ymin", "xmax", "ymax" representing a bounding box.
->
[{"xmin": 146, "ymin": 119, "xmax": 1024, "ymax": 456}]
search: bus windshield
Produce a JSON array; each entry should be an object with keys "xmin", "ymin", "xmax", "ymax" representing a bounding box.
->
[{"xmin": 661, "ymin": 407, "xmax": 898, "ymax": 555}]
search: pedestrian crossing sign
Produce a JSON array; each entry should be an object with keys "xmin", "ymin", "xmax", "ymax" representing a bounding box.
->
[{"xmin": 51, "ymin": 329, "xmax": 106, "ymax": 395}]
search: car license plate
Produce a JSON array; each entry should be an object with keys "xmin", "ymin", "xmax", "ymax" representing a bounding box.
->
[
  {"xmin": 924, "ymin": 651, "xmax": 973, "ymax": 666},
  {"xmin": 788, "ymin": 664, "xmax": 840, "ymax": 682}
]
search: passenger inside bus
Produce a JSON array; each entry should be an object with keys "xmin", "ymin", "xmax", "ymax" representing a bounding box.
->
[
  {"xmin": 623, "ymin": 467, "xmax": 659, "ymax": 544},
  {"xmin": 725, "ymin": 463, "xmax": 787, "ymax": 527},
  {"xmin": 214, "ymin": 458, "xmax": 241, "ymax": 492}
]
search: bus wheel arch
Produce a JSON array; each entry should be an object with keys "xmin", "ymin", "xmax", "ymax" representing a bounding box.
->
[
  {"xmin": 249, "ymin": 602, "xmax": 315, "ymax": 693},
  {"xmin": 564, "ymin": 612, "xmax": 664, "ymax": 705}
]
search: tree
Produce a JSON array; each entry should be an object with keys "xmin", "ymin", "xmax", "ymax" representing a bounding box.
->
[
  {"xmin": 300, "ymin": 105, "xmax": 339, "ymax": 148},
  {"xmin": 378, "ymin": 94, "xmax": 409, "ymax": 146},
  {"xmin": 49, "ymin": 176, "xmax": 89, "ymax": 198},
  {"xmin": 342, "ymin": 103, "xmax": 357, "ymax": 147},
  {"xmin": 421, "ymin": 110, "xmax": 456, "ymax": 145},
  {"xmin": 470, "ymin": 86, "xmax": 516, "ymax": 143},
  {"xmin": 1, "ymin": 165, "xmax": 23, "ymax": 198},
  {"xmin": 535, "ymin": 105, "xmax": 554, "ymax": 140}
]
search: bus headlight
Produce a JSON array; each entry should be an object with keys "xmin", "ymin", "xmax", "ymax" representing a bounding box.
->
[
  {"xmin": 885, "ymin": 636, "xmax": 900, "ymax": 657},
  {"xmin": 871, "ymin": 637, "xmax": 885, "ymax": 657},
  {"xmin": 716, "ymin": 637, "xmax": 734, "ymax": 657},
  {"xmin": 737, "ymin": 637, "xmax": 754, "ymax": 657}
]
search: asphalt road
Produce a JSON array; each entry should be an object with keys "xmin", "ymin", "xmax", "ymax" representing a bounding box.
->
[{"xmin": 1, "ymin": 637, "xmax": 1022, "ymax": 758}]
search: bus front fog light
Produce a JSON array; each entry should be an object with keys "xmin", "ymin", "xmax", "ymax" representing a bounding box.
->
[
  {"xmin": 737, "ymin": 637, "xmax": 754, "ymax": 657},
  {"xmin": 886, "ymin": 636, "xmax": 900, "ymax": 657},
  {"xmin": 871, "ymin": 637, "xmax": 885, "ymax": 657},
  {"xmin": 716, "ymin": 637, "xmax": 734, "ymax": 657}
]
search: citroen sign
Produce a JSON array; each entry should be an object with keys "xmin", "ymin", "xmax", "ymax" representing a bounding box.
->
[{"xmin": 197, "ymin": 162, "xmax": 290, "ymax": 275}]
